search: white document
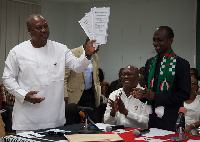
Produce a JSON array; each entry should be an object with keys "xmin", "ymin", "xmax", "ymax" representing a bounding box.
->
[
  {"xmin": 95, "ymin": 123, "xmax": 111, "ymax": 131},
  {"xmin": 91, "ymin": 7, "xmax": 110, "ymax": 45},
  {"xmin": 17, "ymin": 131, "xmax": 45, "ymax": 138},
  {"xmin": 79, "ymin": 7, "xmax": 110, "ymax": 48},
  {"xmin": 79, "ymin": 12, "xmax": 93, "ymax": 40}
]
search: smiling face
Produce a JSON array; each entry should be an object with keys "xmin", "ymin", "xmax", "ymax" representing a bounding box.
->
[
  {"xmin": 153, "ymin": 27, "xmax": 173, "ymax": 57},
  {"xmin": 27, "ymin": 15, "xmax": 49, "ymax": 47},
  {"xmin": 121, "ymin": 65, "xmax": 139, "ymax": 89}
]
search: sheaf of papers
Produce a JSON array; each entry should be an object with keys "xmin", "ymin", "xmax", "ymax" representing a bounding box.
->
[
  {"xmin": 79, "ymin": 7, "xmax": 110, "ymax": 48},
  {"xmin": 142, "ymin": 128, "xmax": 175, "ymax": 137}
]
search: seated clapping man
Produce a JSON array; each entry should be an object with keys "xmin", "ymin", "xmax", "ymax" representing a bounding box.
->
[{"xmin": 104, "ymin": 65, "xmax": 148, "ymax": 129}]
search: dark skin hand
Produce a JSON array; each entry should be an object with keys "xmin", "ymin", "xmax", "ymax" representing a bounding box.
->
[
  {"xmin": 117, "ymin": 96, "xmax": 128, "ymax": 116},
  {"xmin": 132, "ymin": 88, "xmax": 142, "ymax": 99},
  {"xmin": 64, "ymin": 97, "xmax": 68, "ymax": 105},
  {"xmin": 108, "ymin": 96, "xmax": 118, "ymax": 117},
  {"xmin": 25, "ymin": 91, "xmax": 45, "ymax": 104},
  {"xmin": 108, "ymin": 95, "xmax": 128, "ymax": 117},
  {"xmin": 185, "ymin": 124, "xmax": 194, "ymax": 134},
  {"xmin": 85, "ymin": 40, "xmax": 97, "ymax": 60},
  {"xmin": 133, "ymin": 85, "xmax": 155, "ymax": 100}
]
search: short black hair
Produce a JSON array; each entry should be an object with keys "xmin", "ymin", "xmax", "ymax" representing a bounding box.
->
[
  {"xmin": 158, "ymin": 26, "xmax": 174, "ymax": 39},
  {"xmin": 26, "ymin": 14, "xmax": 44, "ymax": 29},
  {"xmin": 190, "ymin": 68, "xmax": 198, "ymax": 76}
]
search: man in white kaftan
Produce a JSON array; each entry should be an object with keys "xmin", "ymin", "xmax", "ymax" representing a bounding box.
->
[{"xmin": 2, "ymin": 14, "xmax": 97, "ymax": 132}]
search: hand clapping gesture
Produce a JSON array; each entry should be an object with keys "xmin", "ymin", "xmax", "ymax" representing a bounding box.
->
[
  {"xmin": 108, "ymin": 95, "xmax": 128, "ymax": 117},
  {"xmin": 132, "ymin": 85, "xmax": 155, "ymax": 100},
  {"xmin": 117, "ymin": 96, "xmax": 128, "ymax": 116},
  {"xmin": 108, "ymin": 95, "xmax": 118, "ymax": 117}
]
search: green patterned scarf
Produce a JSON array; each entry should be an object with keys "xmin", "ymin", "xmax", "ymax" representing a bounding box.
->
[{"xmin": 147, "ymin": 49, "xmax": 177, "ymax": 105}]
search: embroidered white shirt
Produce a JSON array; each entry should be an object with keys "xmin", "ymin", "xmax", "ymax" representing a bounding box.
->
[{"xmin": 104, "ymin": 84, "xmax": 148, "ymax": 129}]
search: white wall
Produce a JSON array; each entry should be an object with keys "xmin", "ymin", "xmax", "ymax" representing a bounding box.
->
[{"xmin": 9, "ymin": 0, "xmax": 197, "ymax": 83}]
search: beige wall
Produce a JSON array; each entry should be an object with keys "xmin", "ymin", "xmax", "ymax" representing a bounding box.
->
[{"xmin": 1, "ymin": 0, "xmax": 196, "ymax": 83}]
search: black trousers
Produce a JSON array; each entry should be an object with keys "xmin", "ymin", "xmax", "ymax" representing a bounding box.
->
[
  {"xmin": 78, "ymin": 88, "xmax": 97, "ymax": 123},
  {"xmin": 1, "ymin": 105, "xmax": 15, "ymax": 132}
]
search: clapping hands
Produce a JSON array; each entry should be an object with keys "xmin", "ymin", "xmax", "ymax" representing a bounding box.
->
[
  {"xmin": 108, "ymin": 95, "xmax": 128, "ymax": 117},
  {"xmin": 132, "ymin": 85, "xmax": 155, "ymax": 100}
]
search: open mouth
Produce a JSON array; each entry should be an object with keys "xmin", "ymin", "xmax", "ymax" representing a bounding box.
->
[
  {"xmin": 124, "ymin": 80, "xmax": 130, "ymax": 83},
  {"xmin": 41, "ymin": 34, "xmax": 48, "ymax": 38}
]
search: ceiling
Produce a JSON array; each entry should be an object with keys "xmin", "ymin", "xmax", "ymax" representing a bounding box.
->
[{"xmin": 44, "ymin": 0, "xmax": 108, "ymax": 2}]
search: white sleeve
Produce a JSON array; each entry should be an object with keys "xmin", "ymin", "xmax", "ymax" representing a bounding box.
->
[
  {"xmin": 103, "ymin": 92, "xmax": 117, "ymax": 125},
  {"xmin": 2, "ymin": 50, "xmax": 28, "ymax": 103},
  {"xmin": 126, "ymin": 102, "xmax": 149, "ymax": 124},
  {"xmin": 65, "ymin": 48, "xmax": 91, "ymax": 73}
]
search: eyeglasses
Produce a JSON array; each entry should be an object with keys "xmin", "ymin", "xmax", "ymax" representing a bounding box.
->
[{"xmin": 121, "ymin": 73, "xmax": 134, "ymax": 77}]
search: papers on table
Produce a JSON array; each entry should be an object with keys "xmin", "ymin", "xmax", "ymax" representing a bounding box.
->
[
  {"xmin": 79, "ymin": 7, "xmax": 110, "ymax": 48},
  {"xmin": 95, "ymin": 123, "xmax": 111, "ymax": 131},
  {"xmin": 142, "ymin": 128, "xmax": 175, "ymax": 137},
  {"xmin": 134, "ymin": 128, "xmax": 176, "ymax": 141},
  {"xmin": 17, "ymin": 131, "xmax": 45, "ymax": 139}
]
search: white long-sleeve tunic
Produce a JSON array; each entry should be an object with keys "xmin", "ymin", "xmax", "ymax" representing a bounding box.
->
[
  {"xmin": 104, "ymin": 85, "xmax": 149, "ymax": 129},
  {"xmin": 2, "ymin": 40, "xmax": 90, "ymax": 130}
]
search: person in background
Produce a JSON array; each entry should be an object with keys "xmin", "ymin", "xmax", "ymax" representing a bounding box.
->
[
  {"xmin": 0, "ymin": 83, "xmax": 15, "ymax": 135},
  {"xmin": 96, "ymin": 68, "xmax": 110, "ymax": 123},
  {"xmin": 0, "ymin": 113, "xmax": 5, "ymax": 138},
  {"xmin": 139, "ymin": 67, "xmax": 145, "ymax": 88},
  {"xmin": 134, "ymin": 26, "xmax": 190, "ymax": 131},
  {"xmin": 190, "ymin": 68, "xmax": 200, "ymax": 95},
  {"xmin": 184, "ymin": 76, "xmax": 200, "ymax": 134},
  {"xmin": 104, "ymin": 65, "xmax": 148, "ymax": 129},
  {"xmin": 139, "ymin": 66, "xmax": 145, "ymax": 76},
  {"xmin": 190, "ymin": 68, "xmax": 198, "ymax": 78},
  {"xmin": 64, "ymin": 37, "xmax": 101, "ymax": 123},
  {"xmin": 108, "ymin": 68, "xmax": 124, "ymax": 95},
  {"xmin": 2, "ymin": 14, "xmax": 96, "ymax": 134},
  {"xmin": 99, "ymin": 68, "xmax": 110, "ymax": 98}
]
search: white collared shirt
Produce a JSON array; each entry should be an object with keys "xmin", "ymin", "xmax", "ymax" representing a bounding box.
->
[{"xmin": 104, "ymin": 84, "xmax": 149, "ymax": 129}]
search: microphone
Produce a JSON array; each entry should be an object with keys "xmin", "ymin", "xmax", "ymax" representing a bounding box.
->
[
  {"xmin": 175, "ymin": 107, "xmax": 187, "ymax": 130},
  {"xmin": 79, "ymin": 111, "xmax": 99, "ymax": 130},
  {"xmin": 106, "ymin": 125, "xmax": 124, "ymax": 132},
  {"xmin": 76, "ymin": 105, "xmax": 93, "ymax": 111},
  {"xmin": 79, "ymin": 111, "xmax": 85, "ymax": 118},
  {"xmin": 133, "ymin": 129, "xmax": 150, "ymax": 136}
]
